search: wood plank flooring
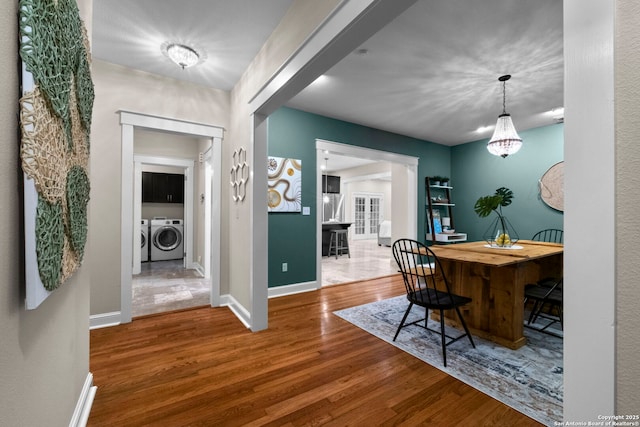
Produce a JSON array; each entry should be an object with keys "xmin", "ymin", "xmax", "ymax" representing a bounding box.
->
[{"xmin": 89, "ymin": 275, "xmax": 542, "ymax": 426}]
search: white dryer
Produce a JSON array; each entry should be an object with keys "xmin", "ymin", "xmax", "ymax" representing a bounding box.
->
[
  {"xmin": 141, "ymin": 219, "xmax": 149, "ymax": 262},
  {"xmin": 150, "ymin": 219, "xmax": 184, "ymax": 261}
]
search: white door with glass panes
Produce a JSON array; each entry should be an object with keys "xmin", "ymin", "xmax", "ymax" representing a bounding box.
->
[{"xmin": 352, "ymin": 192, "xmax": 384, "ymax": 240}]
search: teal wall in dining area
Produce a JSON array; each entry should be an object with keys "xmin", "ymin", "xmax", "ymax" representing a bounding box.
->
[
  {"xmin": 267, "ymin": 107, "xmax": 563, "ymax": 288},
  {"xmin": 450, "ymin": 123, "xmax": 564, "ymax": 242},
  {"xmin": 267, "ymin": 107, "xmax": 450, "ymax": 288}
]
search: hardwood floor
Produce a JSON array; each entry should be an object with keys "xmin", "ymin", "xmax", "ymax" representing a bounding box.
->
[{"xmin": 89, "ymin": 275, "xmax": 542, "ymax": 426}]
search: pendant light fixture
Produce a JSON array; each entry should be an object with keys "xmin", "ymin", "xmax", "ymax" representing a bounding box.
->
[
  {"xmin": 487, "ymin": 74, "xmax": 522, "ymax": 158},
  {"xmin": 322, "ymin": 158, "xmax": 330, "ymax": 204}
]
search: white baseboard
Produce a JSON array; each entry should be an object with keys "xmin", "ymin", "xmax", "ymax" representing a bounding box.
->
[
  {"xmin": 89, "ymin": 311, "xmax": 121, "ymax": 330},
  {"xmin": 220, "ymin": 294, "xmax": 251, "ymax": 328},
  {"xmin": 190, "ymin": 261, "xmax": 205, "ymax": 277},
  {"xmin": 69, "ymin": 373, "xmax": 97, "ymax": 427},
  {"xmin": 268, "ymin": 281, "xmax": 319, "ymax": 298},
  {"xmin": 89, "ymin": 283, "xmax": 318, "ymax": 332}
]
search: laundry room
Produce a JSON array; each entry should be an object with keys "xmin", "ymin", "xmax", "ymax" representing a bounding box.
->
[
  {"xmin": 142, "ymin": 164, "xmax": 185, "ymax": 228},
  {"xmin": 133, "ymin": 128, "xmax": 212, "ymax": 317}
]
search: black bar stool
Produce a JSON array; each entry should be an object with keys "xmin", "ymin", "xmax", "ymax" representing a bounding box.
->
[{"xmin": 328, "ymin": 229, "xmax": 350, "ymax": 259}]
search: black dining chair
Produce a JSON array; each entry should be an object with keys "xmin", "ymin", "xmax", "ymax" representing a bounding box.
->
[
  {"xmin": 391, "ymin": 238, "xmax": 475, "ymax": 367},
  {"xmin": 524, "ymin": 278, "xmax": 563, "ymax": 336},
  {"xmin": 531, "ymin": 229, "xmax": 563, "ymax": 243},
  {"xmin": 525, "ymin": 228, "xmax": 563, "ymax": 303}
]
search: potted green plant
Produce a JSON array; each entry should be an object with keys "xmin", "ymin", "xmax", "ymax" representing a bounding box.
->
[
  {"xmin": 430, "ymin": 176, "xmax": 444, "ymax": 186},
  {"xmin": 440, "ymin": 176, "xmax": 450, "ymax": 186},
  {"xmin": 474, "ymin": 187, "xmax": 519, "ymax": 247}
]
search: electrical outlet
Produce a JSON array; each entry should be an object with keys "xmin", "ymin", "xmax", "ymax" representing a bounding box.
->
[{"xmin": 282, "ymin": 262, "xmax": 288, "ymax": 272}]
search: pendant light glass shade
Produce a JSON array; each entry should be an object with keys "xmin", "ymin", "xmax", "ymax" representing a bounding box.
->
[
  {"xmin": 486, "ymin": 75, "xmax": 522, "ymax": 158},
  {"xmin": 487, "ymin": 113, "xmax": 522, "ymax": 158}
]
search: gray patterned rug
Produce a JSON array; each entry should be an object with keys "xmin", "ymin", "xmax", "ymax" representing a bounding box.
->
[{"xmin": 334, "ymin": 296, "xmax": 563, "ymax": 426}]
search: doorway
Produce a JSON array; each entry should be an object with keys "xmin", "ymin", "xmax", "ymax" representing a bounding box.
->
[
  {"xmin": 316, "ymin": 139, "xmax": 418, "ymax": 288},
  {"xmin": 119, "ymin": 111, "xmax": 223, "ymax": 324},
  {"xmin": 132, "ymin": 153, "xmax": 204, "ymax": 317},
  {"xmin": 352, "ymin": 192, "xmax": 384, "ymax": 240}
]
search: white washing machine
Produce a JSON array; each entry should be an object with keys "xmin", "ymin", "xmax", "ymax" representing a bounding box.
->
[
  {"xmin": 150, "ymin": 219, "xmax": 184, "ymax": 261},
  {"xmin": 141, "ymin": 219, "xmax": 149, "ymax": 262}
]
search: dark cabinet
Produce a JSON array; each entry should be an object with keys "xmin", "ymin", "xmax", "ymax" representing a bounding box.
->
[
  {"xmin": 322, "ymin": 175, "xmax": 341, "ymax": 193},
  {"xmin": 142, "ymin": 172, "xmax": 184, "ymax": 204}
]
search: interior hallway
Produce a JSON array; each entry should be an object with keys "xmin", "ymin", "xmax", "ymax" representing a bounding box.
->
[{"xmin": 133, "ymin": 239, "xmax": 398, "ymax": 317}]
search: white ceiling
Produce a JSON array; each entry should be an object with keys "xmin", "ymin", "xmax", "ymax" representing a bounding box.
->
[
  {"xmin": 92, "ymin": 0, "xmax": 563, "ymax": 153},
  {"xmin": 92, "ymin": 0, "xmax": 295, "ymax": 91}
]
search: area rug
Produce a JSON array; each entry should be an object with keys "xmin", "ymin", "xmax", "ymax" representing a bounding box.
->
[{"xmin": 334, "ymin": 296, "xmax": 563, "ymax": 426}]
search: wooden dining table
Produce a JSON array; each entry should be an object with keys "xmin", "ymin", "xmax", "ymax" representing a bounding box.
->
[{"xmin": 427, "ymin": 240, "xmax": 563, "ymax": 349}]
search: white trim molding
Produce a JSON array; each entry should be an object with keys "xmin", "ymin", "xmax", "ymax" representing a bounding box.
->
[
  {"xmin": 190, "ymin": 261, "xmax": 205, "ymax": 278},
  {"xmin": 268, "ymin": 281, "xmax": 318, "ymax": 298},
  {"xmin": 89, "ymin": 312, "xmax": 121, "ymax": 330},
  {"xmin": 118, "ymin": 110, "xmax": 224, "ymax": 323},
  {"xmin": 315, "ymin": 139, "xmax": 418, "ymax": 288},
  {"xmin": 316, "ymin": 139, "xmax": 420, "ymax": 166},
  {"xmin": 133, "ymin": 155, "xmax": 195, "ymax": 275},
  {"xmin": 220, "ymin": 294, "xmax": 251, "ymax": 329},
  {"xmin": 69, "ymin": 373, "xmax": 97, "ymax": 427}
]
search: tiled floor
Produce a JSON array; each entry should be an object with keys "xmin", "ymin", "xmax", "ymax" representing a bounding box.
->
[
  {"xmin": 132, "ymin": 260, "xmax": 209, "ymax": 318},
  {"xmin": 321, "ymin": 238, "xmax": 398, "ymax": 286},
  {"xmin": 132, "ymin": 239, "xmax": 398, "ymax": 317}
]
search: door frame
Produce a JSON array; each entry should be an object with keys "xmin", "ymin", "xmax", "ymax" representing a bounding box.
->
[
  {"xmin": 133, "ymin": 156, "xmax": 194, "ymax": 274},
  {"xmin": 119, "ymin": 111, "xmax": 223, "ymax": 323},
  {"xmin": 316, "ymin": 139, "xmax": 418, "ymax": 288}
]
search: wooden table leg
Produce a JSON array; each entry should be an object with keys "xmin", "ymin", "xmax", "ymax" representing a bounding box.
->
[{"xmin": 434, "ymin": 254, "xmax": 562, "ymax": 350}]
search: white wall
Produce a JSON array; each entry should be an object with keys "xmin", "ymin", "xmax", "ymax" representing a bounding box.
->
[
  {"xmin": 564, "ymin": 0, "xmax": 616, "ymax": 419},
  {"xmin": 614, "ymin": 0, "xmax": 640, "ymax": 413},
  {"xmin": 337, "ymin": 162, "xmax": 393, "ymax": 227},
  {"xmin": 390, "ymin": 162, "xmax": 415, "ymax": 242},
  {"xmin": 90, "ymin": 60, "xmax": 230, "ymax": 315}
]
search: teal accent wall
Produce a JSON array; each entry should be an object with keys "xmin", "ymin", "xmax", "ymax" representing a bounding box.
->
[
  {"xmin": 451, "ymin": 123, "xmax": 564, "ymax": 242},
  {"xmin": 268, "ymin": 107, "xmax": 450, "ymax": 287},
  {"xmin": 267, "ymin": 107, "xmax": 564, "ymax": 287}
]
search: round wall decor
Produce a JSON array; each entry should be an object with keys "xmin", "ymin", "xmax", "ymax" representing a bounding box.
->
[{"xmin": 539, "ymin": 161, "xmax": 564, "ymax": 211}]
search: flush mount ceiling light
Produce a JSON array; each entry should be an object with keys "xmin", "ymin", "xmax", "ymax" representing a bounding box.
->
[
  {"xmin": 161, "ymin": 43, "xmax": 201, "ymax": 69},
  {"xmin": 487, "ymin": 74, "xmax": 522, "ymax": 158}
]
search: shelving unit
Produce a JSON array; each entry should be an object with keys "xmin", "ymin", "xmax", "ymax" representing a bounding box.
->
[{"xmin": 425, "ymin": 176, "xmax": 467, "ymax": 243}]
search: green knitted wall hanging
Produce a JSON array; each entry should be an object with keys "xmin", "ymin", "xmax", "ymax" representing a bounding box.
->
[
  {"xmin": 19, "ymin": 0, "xmax": 94, "ymax": 149},
  {"xmin": 66, "ymin": 166, "xmax": 90, "ymax": 260},
  {"xmin": 19, "ymin": 0, "xmax": 94, "ymax": 290},
  {"xmin": 35, "ymin": 199, "xmax": 64, "ymax": 291}
]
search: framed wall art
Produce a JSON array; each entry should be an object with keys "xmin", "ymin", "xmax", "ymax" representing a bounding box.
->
[{"xmin": 267, "ymin": 157, "xmax": 302, "ymax": 212}]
